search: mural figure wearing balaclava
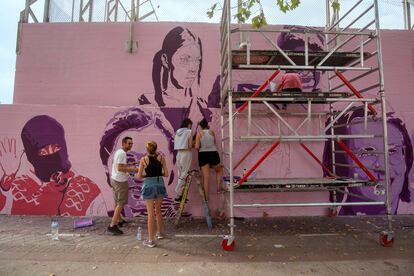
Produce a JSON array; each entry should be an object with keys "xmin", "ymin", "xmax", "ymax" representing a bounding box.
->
[{"xmin": 0, "ymin": 115, "xmax": 103, "ymax": 216}]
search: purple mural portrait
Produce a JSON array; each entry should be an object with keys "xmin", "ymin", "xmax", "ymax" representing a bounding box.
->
[
  {"xmin": 21, "ymin": 115, "xmax": 72, "ymax": 182},
  {"xmin": 323, "ymin": 109, "xmax": 414, "ymax": 215},
  {"xmin": 0, "ymin": 115, "xmax": 103, "ymax": 216},
  {"xmin": 99, "ymin": 107, "xmax": 190, "ymax": 218},
  {"xmin": 277, "ymin": 25, "xmax": 324, "ymax": 91},
  {"xmin": 138, "ymin": 26, "xmax": 214, "ymax": 131}
]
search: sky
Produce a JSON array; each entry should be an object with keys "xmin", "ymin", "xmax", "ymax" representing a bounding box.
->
[{"xmin": 0, "ymin": 0, "xmax": 411, "ymax": 104}]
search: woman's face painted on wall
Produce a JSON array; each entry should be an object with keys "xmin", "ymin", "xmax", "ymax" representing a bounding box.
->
[
  {"xmin": 346, "ymin": 119, "xmax": 406, "ymax": 213},
  {"xmin": 170, "ymin": 31, "xmax": 201, "ymax": 89}
]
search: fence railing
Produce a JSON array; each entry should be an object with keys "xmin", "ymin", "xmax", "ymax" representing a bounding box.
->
[{"xmin": 18, "ymin": 0, "xmax": 413, "ymax": 30}]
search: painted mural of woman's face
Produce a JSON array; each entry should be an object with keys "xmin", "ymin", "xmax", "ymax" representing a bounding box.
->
[
  {"xmin": 346, "ymin": 119, "xmax": 406, "ymax": 214},
  {"xmin": 170, "ymin": 38, "xmax": 201, "ymax": 89}
]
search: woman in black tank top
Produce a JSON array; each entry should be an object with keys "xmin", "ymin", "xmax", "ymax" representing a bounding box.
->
[
  {"xmin": 137, "ymin": 141, "xmax": 169, "ymax": 247},
  {"xmin": 144, "ymin": 154, "xmax": 163, "ymax": 177}
]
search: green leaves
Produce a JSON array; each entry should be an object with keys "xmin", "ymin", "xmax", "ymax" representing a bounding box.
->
[
  {"xmin": 206, "ymin": 2, "xmax": 217, "ymax": 19},
  {"xmin": 276, "ymin": 0, "xmax": 301, "ymax": 14},
  {"xmin": 234, "ymin": 6, "xmax": 254, "ymax": 23},
  {"xmin": 332, "ymin": 1, "xmax": 340, "ymax": 13},
  {"xmin": 207, "ymin": 0, "xmax": 340, "ymax": 28},
  {"xmin": 252, "ymin": 11, "xmax": 267, "ymax": 29}
]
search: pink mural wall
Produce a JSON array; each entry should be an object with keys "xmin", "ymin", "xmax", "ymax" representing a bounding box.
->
[{"xmin": 0, "ymin": 22, "xmax": 413, "ymax": 217}]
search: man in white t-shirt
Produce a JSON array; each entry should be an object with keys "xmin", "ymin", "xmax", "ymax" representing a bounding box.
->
[{"xmin": 107, "ymin": 136, "xmax": 138, "ymax": 235}]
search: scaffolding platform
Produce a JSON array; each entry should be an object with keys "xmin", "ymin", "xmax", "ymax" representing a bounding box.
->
[
  {"xmin": 218, "ymin": 0, "xmax": 395, "ymax": 251},
  {"xmin": 232, "ymin": 50, "xmax": 371, "ymax": 69},
  {"xmin": 230, "ymin": 177, "xmax": 376, "ymax": 192},
  {"xmin": 232, "ymin": 91, "xmax": 351, "ymax": 103}
]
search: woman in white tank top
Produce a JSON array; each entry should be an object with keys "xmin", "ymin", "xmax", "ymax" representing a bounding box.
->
[{"xmin": 195, "ymin": 118, "xmax": 223, "ymax": 200}]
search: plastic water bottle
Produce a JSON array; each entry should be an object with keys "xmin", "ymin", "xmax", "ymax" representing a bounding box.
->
[
  {"xmin": 242, "ymin": 168, "xmax": 247, "ymax": 177},
  {"xmin": 51, "ymin": 220, "xmax": 59, "ymax": 241},
  {"xmin": 136, "ymin": 226, "xmax": 142, "ymax": 241}
]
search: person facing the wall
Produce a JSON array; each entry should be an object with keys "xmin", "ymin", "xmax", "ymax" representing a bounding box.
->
[
  {"xmin": 276, "ymin": 70, "xmax": 303, "ymax": 93},
  {"xmin": 195, "ymin": 118, "xmax": 223, "ymax": 201},
  {"xmin": 108, "ymin": 136, "xmax": 138, "ymax": 236},
  {"xmin": 173, "ymin": 118, "xmax": 194, "ymax": 202},
  {"xmin": 136, "ymin": 141, "xmax": 169, "ymax": 248}
]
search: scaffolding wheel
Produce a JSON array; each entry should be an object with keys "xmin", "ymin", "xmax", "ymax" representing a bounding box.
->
[
  {"xmin": 221, "ymin": 237, "xmax": 236, "ymax": 251},
  {"xmin": 327, "ymin": 208, "xmax": 337, "ymax": 218},
  {"xmin": 379, "ymin": 231, "xmax": 394, "ymax": 247}
]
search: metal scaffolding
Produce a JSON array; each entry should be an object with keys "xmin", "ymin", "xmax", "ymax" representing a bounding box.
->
[{"xmin": 219, "ymin": 0, "xmax": 395, "ymax": 251}]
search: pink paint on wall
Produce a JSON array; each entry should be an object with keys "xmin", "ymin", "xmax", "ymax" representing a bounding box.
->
[{"xmin": 1, "ymin": 22, "xmax": 413, "ymax": 217}]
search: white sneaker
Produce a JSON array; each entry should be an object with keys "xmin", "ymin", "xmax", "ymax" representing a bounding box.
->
[{"xmin": 142, "ymin": 240, "xmax": 156, "ymax": 248}]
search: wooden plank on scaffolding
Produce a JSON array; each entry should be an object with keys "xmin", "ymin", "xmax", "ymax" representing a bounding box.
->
[
  {"xmin": 230, "ymin": 177, "xmax": 376, "ymax": 192},
  {"xmin": 232, "ymin": 91, "xmax": 351, "ymax": 103},
  {"xmin": 232, "ymin": 50, "xmax": 371, "ymax": 68}
]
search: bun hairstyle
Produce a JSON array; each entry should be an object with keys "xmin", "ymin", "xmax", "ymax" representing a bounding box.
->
[
  {"xmin": 146, "ymin": 141, "xmax": 158, "ymax": 155},
  {"xmin": 180, "ymin": 118, "xmax": 193, "ymax": 128},
  {"xmin": 199, "ymin": 118, "xmax": 209, "ymax": 129}
]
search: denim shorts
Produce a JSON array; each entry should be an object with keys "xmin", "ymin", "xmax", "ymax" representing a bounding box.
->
[{"xmin": 141, "ymin": 176, "xmax": 167, "ymax": 200}]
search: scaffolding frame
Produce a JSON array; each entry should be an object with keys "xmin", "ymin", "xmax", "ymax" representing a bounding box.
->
[{"xmin": 219, "ymin": 0, "xmax": 394, "ymax": 250}]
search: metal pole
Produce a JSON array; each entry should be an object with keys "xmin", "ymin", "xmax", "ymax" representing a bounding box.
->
[
  {"xmin": 24, "ymin": 0, "xmax": 30, "ymax": 23},
  {"xmin": 337, "ymin": 140, "xmax": 378, "ymax": 182},
  {"xmin": 326, "ymin": 0, "xmax": 331, "ymax": 29},
  {"xmin": 71, "ymin": 0, "xmax": 75, "ymax": 22},
  {"xmin": 225, "ymin": 0, "xmax": 235, "ymax": 239},
  {"xmin": 16, "ymin": 11, "xmax": 24, "ymax": 54},
  {"xmin": 89, "ymin": 0, "xmax": 93, "ymax": 22},
  {"xmin": 238, "ymin": 141, "xmax": 281, "ymax": 184},
  {"xmin": 131, "ymin": 0, "xmax": 136, "ymax": 20},
  {"xmin": 247, "ymin": 101, "xmax": 251, "ymax": 135},
  {"xmin": 403, "ymin": 0, "xmax": 412, "ymax": 30},
  {"xmin": 300, "ymin": 143, "xmax": 334, "ymax": 176},
  {"xmin": 234, "ymin": 202, "xmax": 385, "ymax": 208},
  {"xmin": 136, "ymin": 0, "xmax": 140, "ymax": 20},
  {"xmin": 43, "ymin": 0, "xmax": 50, "ymax": 22},
  {"xmin": 335, "ymin": 71, "xmax": 377, "ymax": 115},
  {"xmin": 127, "ymin": 0, "xmax": 136, "ymax": 53},
  {"xmin": 235, "ymin": 70, "xmax": 280, "ymax": 114},
  {"xmin": 326, "ymin": 3, "xmax": 336, "ymax": 217},
  {"xmin": 115, "ymin": 0, "xmax": 119, "ymax": 22},
  {"xmin": 104, "ymin": 0, "xmax": 108, "ymax": 21},
  {"xmin": 79, "ymin": 0, "xmax": 83, "ymax": 22},
  {"xmin": 374, "ymin": 0, "xmax": 393, "ymax": 237},
  {"xmin": 238, "ymin": 0, "xmax": 243, "ymax": 46}
]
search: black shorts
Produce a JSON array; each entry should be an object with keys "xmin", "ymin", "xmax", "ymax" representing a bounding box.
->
[{"xmin": 198, "ymin": 151, "xmax": 220, "ymax": 167}]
